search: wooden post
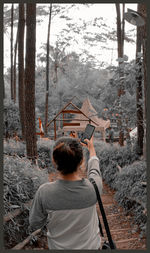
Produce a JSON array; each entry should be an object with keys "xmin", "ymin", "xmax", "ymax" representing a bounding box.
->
[{"xmin": 54, "ymin": 119, "xmax": 56, "ymax": 140}]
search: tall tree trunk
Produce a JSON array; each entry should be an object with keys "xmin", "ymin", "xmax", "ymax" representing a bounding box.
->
[
  {"xmin": 140, "ymin": 5, "xmax": 147, "ymax": 121},
  {"xmin": 10, "ymin": 4, "xmax": 14, "ymax": 100},
  {"xmin": 135, "ymin": 4, "xmax": 145, "ymax": 156},
  {"xmin": 25, "ymin": 3, "xmax": 37, "ymax": 161},
  {"xmin": 3, "ymin": 77, "xmax": 5, "ymax": 99},
  {"xmin": 13, "ymin": 27, "xmax": 18, "ymax": 103},
  {"xmin": 53, "ymin": 42, "xmax": 59, "ymax": 86},
  {"xmin": 116, "ymin": 4, "xmax": 123, "ymax": 58},
  {"xmin": 115, "ymin": 3, "xmax": 125, "ymax": 146},
  {"xmin": 18, "ymin": 4, "xmax": 26, "ymax": 140},
  {"xmin": 45, "ymin": 3, "xmax": 52, "ymax": 135},
  {"xmin": 139, "ymin": 4, "xmax": 147, "ymax": 158},
  {"xmin": 121, "ymin": 4, "xmax": 125, "ymax": 54}
]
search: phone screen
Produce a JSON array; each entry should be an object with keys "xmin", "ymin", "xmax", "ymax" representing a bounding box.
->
[{"xmin": 81, "ymin": 124, "xmax": 95, "ymax": 143}]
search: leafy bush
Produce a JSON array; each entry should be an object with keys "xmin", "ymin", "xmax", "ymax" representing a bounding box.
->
[
  {"xmin": 94, "ymin": 143, "xmax": 139, "ymax": 189},
  {"xmin": 4, "ymin": 140, "xmax": 26, "ymax": 157},
  {"xmin": 114, "ymin": 161, "xmax": 147, "ymax": 236},
  {"xmin": 102, "ymin": 162, "xmax": 119, "ymax": 188},
  {"xmin": 3, "ymin": 155, "xmax": 49, "ymax": 248},
  {"xmin": 4, "ymin": 100, "xmax": 21, "ymax": 137},
  {"xmin": 115, "ymin": 161, "xmax": 146, "ymax": 205},
  {"xmin": 94, "ymin": 140, "xmax": 108, "ymax": 151},
  {"xmin": 3, "ymin": 155, "xmax": 49, "ymax": 214},
  {"xmin": 94, "ymin": 142, "xmax": 146, "ymax": 236},
  {"xmin": 37, "ymin": 139, "xmax": 55, "ymax": 172},
  {"xmin": 4, "ymin": 138, "xmax": 55, "ymax": 171}
]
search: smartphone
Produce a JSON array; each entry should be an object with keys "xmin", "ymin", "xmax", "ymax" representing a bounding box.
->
[{"xmin": 81, "ymin": 124, "xmax": 95, "ymax": 144}]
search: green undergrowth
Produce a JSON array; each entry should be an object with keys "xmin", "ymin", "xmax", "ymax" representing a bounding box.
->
[
  {"xmin": 4, "ymin": 100, "xmax": 21, "ymax": 138},
  {"xmin": 3, "ymin": 154, "xmax": 49, "ymax": 249},
  {"xmin": 94, "ymin": 142, "xmax": 139, "ymax": 189},
  {"xmin": 4, "ymin": 140, "xmax": 26, "ymax": 157},
  {"xmin": 115, "ymin": 161, "xmax": 147, "ymax": 237},
  {"xmin": 94, "ymin": 141, "xmax": 147, "ymax": 237},
  {"xmin": 4, "ymin": 155, "xmax": 49, "ymax": 214},
  {"xmin": 37, "ymin": 138, "xmax": 55, "ymax": 172},
  {"xmin": 4, "ymin": 138, "xmax": 55, "ymax": 172}
]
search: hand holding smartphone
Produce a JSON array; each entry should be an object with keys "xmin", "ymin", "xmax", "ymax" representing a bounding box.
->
[{"xmin": 80, "ymin": 124, "xmax": 95, "ymax": 144}]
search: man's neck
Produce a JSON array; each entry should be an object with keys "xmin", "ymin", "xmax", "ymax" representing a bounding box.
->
[{"xmin": 58, "ymin": 171, "xmax": 81, "ymax": 181}]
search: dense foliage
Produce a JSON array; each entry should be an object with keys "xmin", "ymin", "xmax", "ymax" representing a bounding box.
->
[
  {"xmin": 115, "ymin": 161, "xmax": 147, "ymax": 236},
  {"xmin": 37, "ymin": 139, "xmax": 55, "ymax": 171},
  {"xmin": 94, "ymin": 142, "xmax": 146, "ymax": 237},
  {"xmin": 4, "ymin": 138, "xmax": 55, "ymax": 172},
  {"xmin": 102, "ymin": 61, "xmax": 139, "ymax": 130},
  {"xmin": 4, "ymin": 100, "xmax": 21, "ymax": 138},
  {"xmin": 3, "ymin": 155, "xmax": 49, "ymax": 214},
  {"xmin": 94, "ymin": 142, "xmax": 139, "ymax": 189},
  {"xmin": 3, "ymin": 155, "xmax": 49, "ymax": 248},
  {"xmin": 4, "ymin": 139, "xmax": 26, "ymax": 157},
  {"xmin": 4, "ymin": 51, "xmax": 138, "ymax": 138}
]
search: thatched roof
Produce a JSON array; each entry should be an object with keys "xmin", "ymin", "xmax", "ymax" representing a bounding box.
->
[
  {"xmin": 47, "ymin": 97, "xmax": 98, "ymax": 128},
  {"xmin": 63, "ymin": 98, "xmax": 110, "ymax": 132}
]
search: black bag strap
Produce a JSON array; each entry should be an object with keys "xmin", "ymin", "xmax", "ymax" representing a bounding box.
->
[
  {"xmin": 89, "ymin": 178, "xmax": 115, "ymax": 249},
  {"xmin": 97, "ymin": 213, "xmax": 104, "ymax": 237}
]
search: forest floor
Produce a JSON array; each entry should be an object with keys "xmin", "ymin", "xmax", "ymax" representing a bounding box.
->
[{"xmin": 23, "ymin": 167, "xmax": 146, "ymax": 250}]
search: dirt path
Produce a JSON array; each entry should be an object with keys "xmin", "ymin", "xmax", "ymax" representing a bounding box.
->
[
  {"xmin": 79, "ymin": 169, "xmax": 146, "ymax": 250},
  {"xmin": 99, "ymin": 182, "xmax": 146, "ymax": 249},
  {"xmin": 23, "ymin": 170, "xmax": 146, "ymax": 250}
]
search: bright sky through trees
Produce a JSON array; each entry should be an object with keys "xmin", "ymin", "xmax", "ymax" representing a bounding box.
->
[{"xmin": 4, "ymin": 3, "xmax": 137, "ymax": 71}]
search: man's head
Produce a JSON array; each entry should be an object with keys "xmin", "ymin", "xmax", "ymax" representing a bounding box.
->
[{"xmin": 52, "ymin": 137, "xmax": 83, "ymax": 175}]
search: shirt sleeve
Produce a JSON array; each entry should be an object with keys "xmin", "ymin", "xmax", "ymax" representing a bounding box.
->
[
  {"xmin": 29, "ymin": 186, "xmax": 48, "ymax": 230},
  {"xmin": 87, "ymin": 156, "xmax": 103, "ymax": 194}
]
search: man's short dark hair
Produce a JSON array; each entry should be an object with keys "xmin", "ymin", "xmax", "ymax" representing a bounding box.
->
[{"xmin": 52, "ymin": 137, "xmax": 83, "ymax": 175}]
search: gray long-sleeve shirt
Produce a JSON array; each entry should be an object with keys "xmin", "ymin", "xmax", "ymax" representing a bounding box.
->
[{"xmin": 29, "ymin": 156, "xmax": 102, "ymax": 249}]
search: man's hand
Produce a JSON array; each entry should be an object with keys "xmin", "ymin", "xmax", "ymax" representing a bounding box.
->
[{"xmin": 80, "ymin": 136, "xmax": 96, "ymax": 157}]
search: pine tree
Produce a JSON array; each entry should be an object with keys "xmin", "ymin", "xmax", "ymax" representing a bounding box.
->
[
  {"xmin": 45, "ymin": 3, "xmax": 52, "ymax": 135},
  {"xmin": 18, "ymin": 3, "xmax": 26, "ymax": 139},
  {"xmin": 24, "ymin": 3, "xmax": 37, "ymax": 161}
]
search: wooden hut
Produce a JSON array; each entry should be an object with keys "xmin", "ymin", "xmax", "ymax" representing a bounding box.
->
[{"xmin": 47, "ymin": 97, "xmax": 110, "ymax": 141}]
